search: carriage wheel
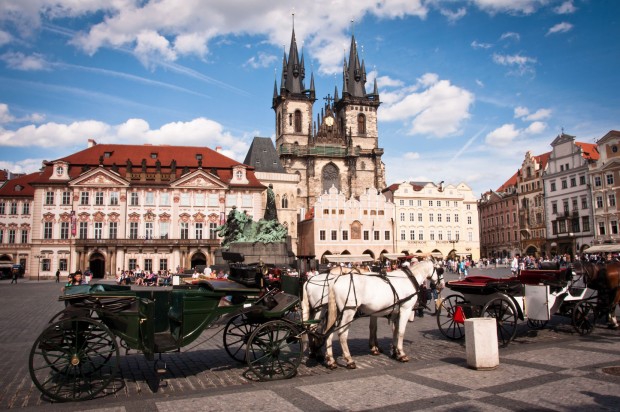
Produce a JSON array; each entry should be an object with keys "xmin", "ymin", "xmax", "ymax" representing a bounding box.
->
[
  {"xmin": 482, "ymin": 297, "xmax": 518, "ymax": 347},
  {"xmin": 572, "ymin": 300, "xmax": 596, "ymax": 335},
  {"xmin": 246, "ymin": 320, "xmax": 302, "ymax": 381},
  {"xmin": 436, "ymin": 294, "xmax": 468, "ymax": 340},
  {"xmin": 223, "ymin": 313, "xmax": 260, "ymax": 363},
  {"xmin": 29, "ymin": 317, "xmax": 119, "ymax": 402},
  {"xmin": 527, "ymin": 319, "xmax": 548, "ymax": 330}
]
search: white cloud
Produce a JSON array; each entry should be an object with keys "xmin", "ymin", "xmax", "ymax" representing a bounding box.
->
[
  {"xmin": 377, "ymin": 75, "xmax": 404, "ymax": 88},
  {"xmin": 381, "ymin": 73, "xmax": 474, "ymax": 137},
  {"xmin": 0, "ymin": 30, "xmax": 11, "ymax": 46},
  {"xmin": 471, "ymin": 0, "xmax": 546, "ymax": 15},
  {"xmin": 0, "ymin": 158, "xmax": 46, "ymax": 174},
  {"xmin": 492, "ymin": 53, "xmax": 537, "ymax": 75},
  {"xmin": 525, "ymin": 121, "xmax": 547, "ymax": 134},
  {"xmin": 0, "ymin": 104, "xmax": 15, "ymax": 123},
  {"xmin": 514, "ymin": 106, "xmax": 529, "ymax": 118},
  {"xmin": 475, "ymin": 79, "xmax": 484, "ymax": 87},
  {"xmin": 404, "ymin": 152, "xmax": 420, "ymax": 160},
  {"xmin": 174, "ymin": 32, "xmax": 208, "ymax": 56},
  {"xmin": 471, "ymin": 40, "xmax": 492, "ymax": 49},
  {"xmin": 555, "ymin": 1, "xmax": 577, "ymax": 14},
  {"xmin": 0, "ymin": 103, "xmax": 45, "ymax": 124},
  {"xmin": 244, "ymin": 51, "xmax": 277, "ymax": 69},
  {"xmin": 440, "ymin": 7, "xmax": 466, "ymax": 22},
  {"xmin": 0, "ymin": 116, "xmax": 249, "ymax": 160},
  {"xmin": 0, "ymin": 51, "xmax": 49, "ymax": 71},
  {"xmin": 525, "ymin": 108, "xmax": 551, "ymax": 121},
  {"xmin": 547, "ymin": 22, "xmax": 573, "ymax": 36},
  {"xmin": 485, "ymin": 124, "xmax": 520, "ymax": 147},
  {"xmin": 499, "ymin": 32, "xmax": 520, "ymax": 42}
]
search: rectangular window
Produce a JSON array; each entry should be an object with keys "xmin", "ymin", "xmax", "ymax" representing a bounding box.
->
[
  {"xmin": 559, "ymin": 220, "xmax": 566, "ymax": 233},
  {"xmin": 418, "ymin": 230, "xmax": 424, "ymax": 241},
  {"xmin": 581, "ymin": 196, "xmax": 588, "ymax": 209},
  {"xmin": 550, "ymin": 182, "xmax": 556, "ymax": 192},
  {"xmin": 438, "ymin": 231, "xmax": 443, "ymax": 241},
  {"xmin": 144, "ymin": 259, "xmax": 153, "ymax": 272},
  {"xmin": 129, "ymin": 222, "xmax": 138, "ymax": 239},
  {"xmin": 159, "ymin": 259, "xmax": 168, "ymax": 271},
  {"xmin": 160, "ymin": 222, "xmax": 170, "ymax": 239},
  {"xmin": 437, "ymin": 200, "xmax": 441, "ymax": 207},
  {"xmin": 599, "ymin": 221, "xmax": 606, "ymax": 235},
  {"xmin": 21, "ymin": 230, "xmax": 28, "ymax": 243},
  {"xmin": 607, "ymin": 174, "xmax": 614, "ymax": 185},
  {"xmin": 109, "ymin": 191, "xmax": 119, "ymax": 205},
  {"xmin": 109, "ymin": 222, "xmax": 117, "ymax": 239},
  {"xmin": 446, "ymin": 214, "xmax": 451, "ymax": 223},
  {"xmin": 437, "ymin": 213, "xmax": 442, "ymax": 223},
  {"xmin": 409, "ymin": 213, "xmax": 414, "ymax": 221},
  {"xmin": 454, "ymin": 214, "xmax": 459, "ymax": 223},
  {"xmin": 408, "ymin": 200, "xmax": 414, "ymax": 206},
  {"xmin": 8, "ymin": 229, "xmax": 16, "ymax": 243},
  {"xmin": 609, "ymin": 194, "xmax": 616, "ymax": 207},
  {"xmin": 611, "ymin": 221, "xmax": 618, "ymax": 235},
  {"xmin": 160, "ymin": 192, "xmax": 170, "ymax": 206},
  {"xmin": 242, "ymin": 195, "xmax": 252, "ymax": 208},
  {"xmin": 399, "ymin": 200, "xmax": 404, "ymax": 206},
  {"xmin": 410, "ymin": 230, "xmax": 415, "ymax": 240},
  {"xmin": 418, "ymin": 200, "xmax": 422, "ymax": 207},
  {"xmin": 130, "ymin": 192, "xmax": 139, "ymax": 206},
  {"xmin": 145, "ymin": 222, "xmax": 153, "ymax": 239},
  {"xmin": 145, "ymin": 192, "xmax": 155, "ymax": 205},
  {"xmin": 467, "ymin": 216, "xmax": 472, "ymax": 224},
  {"xmin": 62, "ymin": 191, "xmax": 71, "ymax": 205},
  {"xmin": 374, "ymin": 231, "xmax": 380, "ymax": 241},
  {"xmin": 209, "ymin": 222, "xmax": 217, "ymax": 239},
  {"xmin": 43, "ymin": 222, "xmax": 53, "ymax": 239},
  {"xmin": 342, "ymin": 230, "xmax": 349, "ymax": 241},
  {"xmin": 582, "ymin": 216, "xmax": 590, "ymax": 232},
  {"xmin": 570, "ymin": 177, "xmax": 576, "ymax": 187},
  {"xmin": 42, "ymin": 259, "xmax": 50, "ymax": 271},
  {"xmin": 580, "ymin": 175, "xmax": 586, "ymax": 185},
  {"xmin": 22, "ymin": 202, "xmax": 30, "ymax": 215},
  {"xmin": 59, "ymin": 259, "xmax": 67, "ymax": 271},
  {"xmin": 319, "ymin": 230, "xmax": 326, "ymax": 241},
  {"xmin": 94, "ymin": 222, "xmax": 103, "ymax": 239},
  {"xmin": 10, "ymin": 202, "xmax": 17, "ymax": 215},
  {"xmin": 400, "ymin": 230, "xmax": 406, "ymax": 241},
  {"xmin": 195, "ymin": 223, "xmax": 203, "ymax": 239},
  {"xmin": 594, "ymin": 176, "xmax": 602, "ymax": 187},
  {"xmin": 0, "ymin": 202, "xmax": 4, "ymax": 214},
  {"xmin": 384, "ymin": 231, "xmax": 390, "ymax": 241},
  {"xmin": 418, "ymin": 213, "xmax": 423, "ymax": 222},
  {"xmin": 128, "ymin": 259, "xmax": 137, "ymax": 271},
  {"xmin": 79, "ymin": 222, "xmax": 88, "ymax": 239},
  {"xmin": 596, "ymin": 196, "xmax": 604, "ymax": 208},
  {"xmin": 429, "ymin": 200, "xmax": 433, "ymax": 207},
  {"xmin": 194, "ymin": 193, "xmax": 205, "ymax": 207},
  {"xmin": 60, "ymin": 222, "xmax": 69, "ymax": 239},
  {"xmin": 400, "ymin": 212, "xmax": 405, "ymax": 222},
  {"xmin": 208, "ymin": 194, "xmax": 218, "ymax": 207},
  {"xmin": 45, "ymin": 191, "xmax": 54, "ymax": 205},
  {"xmin": 331, "ymin": 230, "xmax": 337, "ymax": 241},
  {"xmin": 466, "ymin": 204, "xmax": 471, "ymax": 210},
  {"xmin": 363, "ymin": 231, "xmax": 369, "ymax": 241},
  {"xmin": 95, "ymin": 191, "xmax": 104, "ymax": 205},
  {"xmin": 430, "ymin": 230, "xmax": 435, "ymax": 241},
  {"xmin": 429, "ymin": 213, "xmax": 434, "ymax": 222},
  {"xmin": 226, "ymin": 194, "xmax": 237, "ymax": 207},
  {"xmin": 80, "ymin": 191, "xmax": 89, "ymax": 205},
  {"xmin": 180, "ymin": 222, "xmax": 189, "ymax": 239}
]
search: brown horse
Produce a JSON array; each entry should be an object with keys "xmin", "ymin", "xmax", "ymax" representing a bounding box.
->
[{"xmin": 573, "ymin": 260, "xmax": 620, "ymax": 328}]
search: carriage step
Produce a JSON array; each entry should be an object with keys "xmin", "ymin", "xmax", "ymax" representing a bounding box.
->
[{"xmin": 153, "ymin": 332, "xmax": 178, "ymax": 352}]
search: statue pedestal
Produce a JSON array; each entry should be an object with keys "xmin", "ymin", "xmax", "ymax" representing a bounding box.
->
[{"xmin": 215, "ymin": 238, "xmax": 295, "ymax": 268}]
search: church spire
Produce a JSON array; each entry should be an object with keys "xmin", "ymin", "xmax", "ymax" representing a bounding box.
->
[
  {"xmin": 282, "ymin": 27, "xmax": 305, "ymax": 94},
  {"xmin": 342, "ymin": 34, "xmax": 367, "ymax": 97}
]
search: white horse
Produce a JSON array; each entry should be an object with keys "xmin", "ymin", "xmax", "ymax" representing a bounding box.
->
[{"xmin": 323, "ymin": 260, "xmax": 440, "ymax": 369}]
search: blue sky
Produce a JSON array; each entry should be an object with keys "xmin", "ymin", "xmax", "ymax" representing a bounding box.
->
[{"xmin": 0, "ymin": 0, "xmax": 618, "ymax": 196}]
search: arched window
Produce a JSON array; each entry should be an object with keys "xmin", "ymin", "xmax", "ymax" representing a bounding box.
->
[
  {"xmin": 357, "ymin": 113, "xmax": 366, "ymax": 134},
  {"xmin": 281, "ymin": 195, "xmax": 288, "ymax": 209},
  {"xmin": 294, "ymin": 110, "xmax": 302, "ymax": 133}
]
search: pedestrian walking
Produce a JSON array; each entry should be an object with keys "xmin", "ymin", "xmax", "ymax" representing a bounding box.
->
[
  {"xmin": 10, "ymin": 268, "xmax": 18, "ymax": 284},
  {"xmin": 55, "ymin": 269, "xmax": 60, "ymax": 283}
]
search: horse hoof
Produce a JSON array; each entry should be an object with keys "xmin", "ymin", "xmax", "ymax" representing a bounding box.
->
[
  {"xmin": 370, "ymin": 348, "xmax": 380, "ymax": 356},
  {"xmin": 327, "ymin": 363, "xmax": 338, "ymax": 370},
  {"xmin": 346, "ymin": 362, "xmax": 357, "ymax": 369},
  {"xmin": 398, "ymin": 355, "xmax": 410, "ymax": 363}
]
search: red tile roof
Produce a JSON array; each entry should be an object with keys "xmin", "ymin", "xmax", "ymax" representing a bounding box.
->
[
  {"xmin": 32, "ymin": 143, "xmax": 264, "ymax": 189},
  {"xmin": 0, "ymin": 172, "xmax": 40, "ymax": 198},
  {"xmin": 497, "ymin": 171, "xmax": 518, "ymax": 192},
  {"xmin": 575, "ymin": 142, "xmax": 600, "ymax": 160}
]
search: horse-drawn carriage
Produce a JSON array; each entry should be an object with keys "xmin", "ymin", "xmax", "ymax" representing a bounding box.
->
[{"xmin": 436, "ymin": 256, "xmax": 619, "ymax": 346}]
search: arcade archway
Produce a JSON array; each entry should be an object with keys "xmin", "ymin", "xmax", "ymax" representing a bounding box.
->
[{"xmin": 89, "ymin": 252, "xmax": 105, "ymax": 278}]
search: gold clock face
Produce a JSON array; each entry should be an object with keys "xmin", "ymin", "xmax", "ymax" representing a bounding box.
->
[{"xmin": 325, "ymin": 116, "xmax": 334, "ymax": 126}]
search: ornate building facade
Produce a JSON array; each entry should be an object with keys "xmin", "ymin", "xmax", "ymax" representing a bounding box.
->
[
  {"xmin": 273, "ymin": 29, "xmax": 386, "ymax": 213},
  {"xmin": 383, "ymin": 181, "xmax": 480, "ymax": 260},
  {"xmin": 478, "ymin": 175, "xmax": 520, "ymax": 259},
  {"xmin": 0, "ymin": 140, "xmax": 265, "ymax": 279}
]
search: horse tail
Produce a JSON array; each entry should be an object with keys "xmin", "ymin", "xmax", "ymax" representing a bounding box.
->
[{"xmin": 325, "ymin": 283, "xmax": 338, "ymax": 332}]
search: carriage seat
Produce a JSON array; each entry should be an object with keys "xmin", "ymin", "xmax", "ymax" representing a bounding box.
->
[
  {"xmin": 247, "ymin": 292, "xmax": 299, "ymax": 319},
  {"xmin": 519, "ymin": 268, "xmax": 571, "ymax": 287}
]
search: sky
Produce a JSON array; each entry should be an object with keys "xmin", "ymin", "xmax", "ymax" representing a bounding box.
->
[{"xmin": 0, "ymin": 0, "xmax": 618, "ymax": 197}]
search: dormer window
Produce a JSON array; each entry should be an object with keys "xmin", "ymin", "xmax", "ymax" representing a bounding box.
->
[
  {"xmin": 56, "ymin": 166, "xmax": 64, "ymax": 176},
  {"xmin": 150, "ymin": 153, "xmax": 158, "ymax": 159},
  {"xmin": 15, "ymin": 184, "xmax": 23, "ymax": 192},
  {"xmin": 236, "ymin": 170, "xmax": 243, "ymax": 180},
  {"xmin": 104, "ymin": 152, "xmax": 112, "ymax": 158},
  {"xmin": 196, "ymin": 154, "xmax": 203, "ymax": 160}
]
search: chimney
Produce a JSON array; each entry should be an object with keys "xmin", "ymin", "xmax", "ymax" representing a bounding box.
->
[
  {"xmin": 88, "ymin": 139, "xmax": 97, "ymax": 148},
  {"xmin": 215, "ymin": 146, "xmax": 222, "ymax": 152}
]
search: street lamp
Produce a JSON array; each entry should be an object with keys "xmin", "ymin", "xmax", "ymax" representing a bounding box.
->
[
  {"xmin": 34, "ymin": 254, "xmax": 43, "ymax": 282},
  {"xmin": 450, "ymin": 236, "xmax": 459, "ymax": 259}
]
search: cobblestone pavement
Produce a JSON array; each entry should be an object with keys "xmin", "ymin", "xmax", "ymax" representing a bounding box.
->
[{"xmin": 1, "ymin": 267, "xmax": 619, "ymax": 411}]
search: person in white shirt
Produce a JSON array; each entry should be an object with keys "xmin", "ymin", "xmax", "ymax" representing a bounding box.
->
[{"xmin": 511, "ymin": 255, "xmax": 520, "ymax": 275}]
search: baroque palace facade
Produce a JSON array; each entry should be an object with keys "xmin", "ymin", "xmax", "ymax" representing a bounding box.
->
[{"xmin": 0, "ymin": 141, "xmax": 266, "ymax": 279}]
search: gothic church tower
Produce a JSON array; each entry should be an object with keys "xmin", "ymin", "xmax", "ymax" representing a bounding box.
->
[{"xmin": 273, "ymin": 28, "xmax": 385, "ymax": 212}]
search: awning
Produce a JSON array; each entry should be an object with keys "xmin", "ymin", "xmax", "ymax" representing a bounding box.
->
[
  {"xmin": 583, "ymin": 244, "xmax": 620, "ymax": 253},
  {"xmin": 325, "ymin": 254, "xmax": 374, "ymax": 263}
]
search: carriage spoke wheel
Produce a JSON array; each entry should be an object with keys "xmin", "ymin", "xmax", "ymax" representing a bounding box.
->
[
  {"xmin": 482, "ymin": 297, "xmax": 518, "ymax": 347},
  {"xmin": 29, "ymin": 317, "xmax": 119, "ymax": 402},
  {"xmin": 527, "ymin": 319, "xmax": 548, "ymax": 330},
  {"xmin": 223, "ymin": 313, "xmax": 259, "ymax": 363},
  {"xmin": 436, "ymin": 294, "xmax": 467, "ymax": 340},
  {"xmin": 246, "ymin": 320, "xmax": 302, "ymax": 381},
  {"xmin": 572, "ymin": 300, "xmax": 596, "ymax": 335}
]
